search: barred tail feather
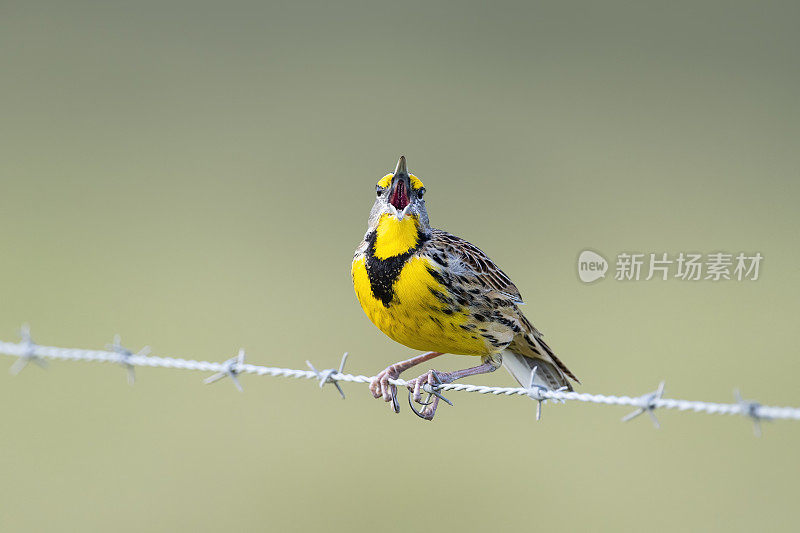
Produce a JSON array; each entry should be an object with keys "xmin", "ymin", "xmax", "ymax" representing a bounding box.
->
[
  {"xmin": 501, "ymin": 327, "xmax": 578, "ymax": 391},
  {"xmin": 533, "ymin": 335, "xmax": 579, "ymax": 384}
]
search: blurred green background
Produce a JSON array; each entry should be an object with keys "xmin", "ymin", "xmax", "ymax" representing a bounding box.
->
[{"xmin": 1, "ymin": 1, "xmax": 798, "ymax": 531}]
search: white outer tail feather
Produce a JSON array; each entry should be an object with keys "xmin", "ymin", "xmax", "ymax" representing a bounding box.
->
[{"xmin": 501, "ymin": 349, "xmax": 573, "ymax": 392}]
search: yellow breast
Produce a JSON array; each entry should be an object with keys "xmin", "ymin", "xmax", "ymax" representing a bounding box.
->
[{"xmin": 352, "ymin": 215, "xmax": 489, "ymax": 356}]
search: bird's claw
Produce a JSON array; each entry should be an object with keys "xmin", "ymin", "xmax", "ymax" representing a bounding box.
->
[
  {"xmin": 406, "ymin": 369, "xmax": 453, "ymax": 421},
  {"xmin": 369, "ymin": 365, "xmax": 402, "ymax": 413},
  {"xmin": 408, "ymin": 392, "xmax": 437, "ymax": 420}
]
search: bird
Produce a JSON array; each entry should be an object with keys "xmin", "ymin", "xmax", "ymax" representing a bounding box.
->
[{"xmin": 351, "ymin": 156, "xmax": 578, "ymax": 420}]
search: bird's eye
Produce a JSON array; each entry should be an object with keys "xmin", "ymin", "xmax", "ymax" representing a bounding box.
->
[
  {"xmin": 417, "ymin": 187, "xmax": 425, "ymax": 198},
  {"xmin": 376, "ymin": 186, "xmax": 384, "ymax": 197}
]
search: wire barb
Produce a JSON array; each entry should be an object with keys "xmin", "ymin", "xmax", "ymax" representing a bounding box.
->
[
  {"xmin": 106, "ymin": 334, "xmax": 150, "ymax": 385},
  {"xmin": 306, "ymin": 352, "xmax": 349, "ymax": 399},
  {"xmin": 734, "ymin": 389, "xmax": 768, "ymax": 437},
  {"xmin": 204, "ymin": 349, "xmax": 246, "ymax": 392},
  {"xmin": 9, "ymin": 324, "xmax": 47, "ymax": 375},
  {"xmin": 421, "ymin": 374, "xmax": 454, "ymax": 407},
  {"xmin": 526, "ymin": 366, "xmax": 568, "ymax": 421},
  {"xmin": 622, "ymin": 381, "xmax": 666, "ymax": 428}
]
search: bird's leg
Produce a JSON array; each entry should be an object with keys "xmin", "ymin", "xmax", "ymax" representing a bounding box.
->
[
  {"xmin": 370, "ymin": 351, "xmax": 444, "ymax": 413},
  {"xmin": 407, "ymin": 359, "xmax": 500, "ymax": 421}
]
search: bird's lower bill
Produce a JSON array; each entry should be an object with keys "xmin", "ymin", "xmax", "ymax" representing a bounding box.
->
[
  {"xmin": 389, "ymin": 178, "xmax": 412, "ymax": 219},
  {"xmin": 389, "ymin": 204, "xmax": 412, "ymax": 220},
  {"xmin": 389, "ymin": 178, "xmax": 409, "ymax": 211}
]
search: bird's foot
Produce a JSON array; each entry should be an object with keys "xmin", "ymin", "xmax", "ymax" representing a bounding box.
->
[
  {"xmin": 406, "ymin": 369, "xmax": 454, "ymax": 421},
  {"xmin": 369, "ymin": 364, "xmax": 403, "ymax": 413}
]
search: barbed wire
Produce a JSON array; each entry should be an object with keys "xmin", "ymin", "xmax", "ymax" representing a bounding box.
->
[{"xmin": 2, "ymin": 326, "xmax": 798, "ymax": 435}]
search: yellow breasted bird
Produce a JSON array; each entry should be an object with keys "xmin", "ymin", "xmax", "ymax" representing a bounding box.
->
[{"xmin": 352, "ymin": 156, "xmax": 578, "ymax": 420}]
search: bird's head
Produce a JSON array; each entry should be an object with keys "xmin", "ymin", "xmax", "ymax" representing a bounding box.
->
[{"xmin": 369, "ymin": 155, "xmax": 429, "ymax": 230}]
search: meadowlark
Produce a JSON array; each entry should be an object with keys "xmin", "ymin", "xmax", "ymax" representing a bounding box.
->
[{"xmin": 352, "ymin": 156, "xmax": 578, "ymax": 420}]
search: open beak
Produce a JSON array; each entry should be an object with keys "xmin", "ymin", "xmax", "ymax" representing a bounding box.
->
[{"xmin": 389, "ymin": 155, "xmax": 411, "ymax": 219}]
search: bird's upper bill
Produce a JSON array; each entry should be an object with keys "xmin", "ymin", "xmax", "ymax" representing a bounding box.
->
[{"xmin": 378, "ymin": 155, "xmax": 425, "ymax": 220}]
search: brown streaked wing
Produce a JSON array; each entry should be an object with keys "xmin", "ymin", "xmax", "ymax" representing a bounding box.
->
[{"xmin": 429, "ymin": 229, "xmax": 523, "ymax": 303}]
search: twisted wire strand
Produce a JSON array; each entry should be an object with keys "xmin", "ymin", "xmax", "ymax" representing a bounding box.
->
[{"xmin": 1, "ymin": 339, "xmax": 799, "ymax": 423}]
